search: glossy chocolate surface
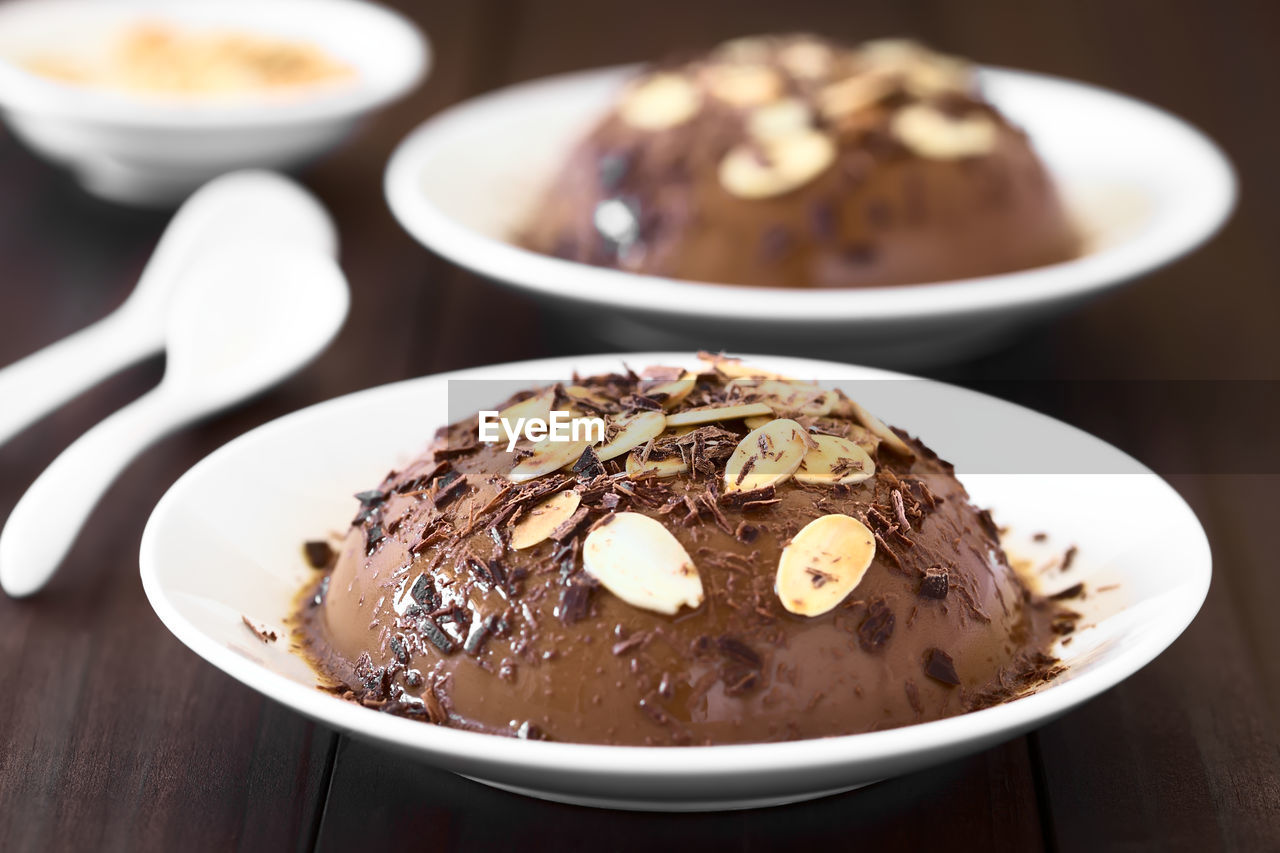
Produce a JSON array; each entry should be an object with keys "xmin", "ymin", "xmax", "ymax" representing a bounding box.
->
[{"xmin": 294, "ymin": 362, "xmax": 1064, "ymax": 745}]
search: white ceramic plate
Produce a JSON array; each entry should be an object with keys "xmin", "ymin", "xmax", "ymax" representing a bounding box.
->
[
  {"xmin": 0, "ymin": 0, "xmax": 428, "ymax": 205},
  {"xmin": 140, "ymin": 353, "xmax": 1210, "ymax": 811},
  {"xmin": 385, "ymin": 67, "xmax": 1235, "ymax": 366}
]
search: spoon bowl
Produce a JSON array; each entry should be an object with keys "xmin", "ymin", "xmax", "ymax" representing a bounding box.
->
[{"xmin": 0, "ymin": 242, "xmax": 349, "ymax": 598}]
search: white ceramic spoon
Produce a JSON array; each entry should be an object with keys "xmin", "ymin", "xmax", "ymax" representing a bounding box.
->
[
  {"xmin": 0, "ymin": 241, "xmax": 350, "ymax": 598},
  {"xmin": 0, "ymin": 170, "xmax": 337, "ymax": 448}
]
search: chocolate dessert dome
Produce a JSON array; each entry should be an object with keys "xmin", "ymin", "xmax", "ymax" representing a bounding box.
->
[
  {"xmin": 294, "ymin": 356, "xmax": 1066, "ymax": 745},
  {"xmin": 520, "ymin": 35, "xmax": 1081, "ymax": 288}
]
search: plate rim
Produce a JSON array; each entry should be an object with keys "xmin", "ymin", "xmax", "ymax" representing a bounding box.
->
[
  {"xmin": 139, "ymin": 351, "xmax": 1213, "ymax": 781},
  {"xmin": 384, "ymin": 63, "xmax": 1235, "ymax": 323}
]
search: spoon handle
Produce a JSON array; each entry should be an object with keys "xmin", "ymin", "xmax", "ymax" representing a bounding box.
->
[
  {"xmin": 0, "ymin": 387, "xmax": 181, "ymax": 598},
  {"xmin": 0, "ymin": 309, "xmax": 162, "ymax": 448}
]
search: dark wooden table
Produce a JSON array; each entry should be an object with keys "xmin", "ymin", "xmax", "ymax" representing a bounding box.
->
[{"xmin": 2, "ymin": 1, "xmax": 1277, "ymax": 850}]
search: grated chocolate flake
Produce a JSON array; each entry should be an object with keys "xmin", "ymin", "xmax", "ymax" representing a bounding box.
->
[
  {"xmin": 924, "ymin": 648, "xmax": 961, "ymax": 685},
  {"xmin": 919, "ymin": 567, "xmax": 949, "ymax": 599},
  {"xmin": 857, "ymin": 599, "xmax": 895, "ymax": 651},
  {"xmin": 303, "ymin": 541, "xmax": 335, "ymax": 570},
  {"xmin": 417, "ymin": 616, "xmax": 456, "ymax": 654}
]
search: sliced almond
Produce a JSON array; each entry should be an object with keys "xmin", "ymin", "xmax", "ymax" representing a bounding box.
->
[
  {"xmin": 902, "ymin": 56, "xmax": 972, "ymax": 98},
  {"xmin": 776, "ymin": 514, "xmax": 876, "ymax": 617},
  {"xmin": 777, "ymin": 41, "xmax": 835, "ymax": 80},
  {"xmin": 665, "ymin": 402, "xmax": 773, "ymax": 427},
  {"xmin": 843, "ymin": 397, "xmax": 914, "ymax": 457},
  {"xmin": 743, "ymin": 414, "xmax": 773, "ymax": 430},
  {"xmin": 618, "ymin": 72, "xmax": 702, "ymax": 131},
  {"xmin": 856, "ymin": 40, "xmax": 971, "ymax": 97},
  {"xmin": 494, "ymin": 387, "xmax": 554, "ymax": 443},
  {"xmin": 640, "ymin": 374, "xmax": 696, "ymax": 408},
  {"xmin": 857, "ymin": 38, "xmax": 930, "ymax": 70},
  {"xmin": 719, "ymin": 130, "xmax": 836, "ymax": 199},
  {"xmin": 795, "ymin": 434, "xmax": 876, "ymax": 486},
  {"xmin": 728, "ymin": 379, "xmax": 835, "ymax": 417},
  {"xmin": 625, "ymin": 449, "xmax": 689, "ymax": 478},
  {"xmin": 595, "ymin": 410, "xmax": 667, "ymax": 461},
  {"xmin": 510, "ymin": 491, "xmax": 582, "ymax": 550},
  {"xmin": 846, "ymin": 422, "xmax": 881, "ymax": 455},
  {"xmin": 508, "ymin": 436, "xmax": 592, "ymax": 483},
  {"xmin": 562, "ymin": 384, "xmax": 615, "ymax": 412},
  {"xmin": 715, "ymin": 36, "xmax": 772, "ymax": 64},
  {"xmin": 724, "ymin": 418, "xmax": 811, "ymax": 493},
  {"xmin": 818, "ymin": 71, "xmax": 894, "ymax": 119},
  {"xmin": 703, "ymin": 63, "xmax": 784, "ymax": 107},
  {"xmin": 697, "ymin": 354, "xmax": 789, "ymax": 379},
  {"xmin": 891, "ymin": 104, "xmax": 997, "ymax": 160},
  {"xmin": 582, "ymin": 513, "xmax": 703, "ymax": 615},
  {"xmin": 747, "ymin": 98, "xmax": 813, "ymax": 140}
]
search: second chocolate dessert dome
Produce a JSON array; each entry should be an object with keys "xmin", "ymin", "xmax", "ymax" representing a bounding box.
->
[{"xmin": 522, "ymin": 35, "xmax": 1081, "ymax": 288}]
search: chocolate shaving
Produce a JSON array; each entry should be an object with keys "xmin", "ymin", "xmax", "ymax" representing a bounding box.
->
[
  {"xmin": 409, "ymin": 573, "xmax": 439, "ymax": 610},
  {"xmin": 241, "ymin": 616, "xmax": 277, "ymax": 644},
  {"xmin": 364, "ymin": 524, "xmax": 385, "ymax": 556},
  {"xmin": 892, "ymin": 489, "xmax": 912, "ymax": 533},
  {"xmin": 431, "ymin": 471, "xmax": 468, "ymax": 507},
  {"xmin": 720, "ymin": 485, "xmax": 775, "ymax": 508},
  {"xmin": 549, "ymin": 506, "xmax": 590, "ymax": 541},
  {"xmin": 303, "ymin": 541, "xmax": 335, "ymax": 570},
  {"xmin": 919, "ymin": 567, "xmax": 949, "ymax": 599},
  {"xmin": 558, "ymin": 583, "xmax": 592, "ymax": 625},
  {"xmin": 390, "ymin": 634, "xmax": 410, "ymax": 665},
  {"xmin": 857, "ymin": 599, "xmax": 895, "ymax": 651},
  {"xmin": 572, "ymin": 447, "xmax": 606, "ymax": 480},
  {"xmin": 1061, "ymin": 545, "xmax": 1079, "ymax": 572},
  {"xmin": 1049, "ymin": 582, "xmax": 1085, "ymax": 601},
  {"xmin": 463, "ymin": 615, "xmax": 497, "ymax": 656},
  {"xmin": 417, "ymin": 616, "xmax": 455, "ymax": 654},
  {"xmin": 717, "ymin": 636, "xmax": 762, "ymax": 669},
  {"xmin": 924, "ymin": 648, "xmax": 961, "ymax": 685}
]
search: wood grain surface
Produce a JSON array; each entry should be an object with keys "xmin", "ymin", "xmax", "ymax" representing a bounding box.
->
[{"xmin": 1, "ymin": 1, "xmax": 1276, "ymax": 850}]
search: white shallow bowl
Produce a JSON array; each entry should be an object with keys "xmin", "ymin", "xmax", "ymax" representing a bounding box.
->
[
  {"xmin": 0, "ymin": 0, "xmax": 428, "ymax": 205},
  {"xmin": 140, "ymin": 353, "xmax": 1211, "ymax": 811},
  {"xmin": 385, "ymin": 67, "xmax": 1235, "ymax": 366}
]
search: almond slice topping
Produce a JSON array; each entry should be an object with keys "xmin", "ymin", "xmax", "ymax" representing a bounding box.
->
[
  {"xmin": 777, "ymin": 41, "xmax": 835, "ymax": 80},
  {"xmin": 842, "ymin": 397, "xmax": 914, "ymax": 457},
  {"xmin": 703, "ymin": 63, "xmax": 784, "ymax": 107},
  {"xmin": 493, "ymin": 387, "xmax": 554, "ymax": 444},
  {"xmin": 723, "ymin": 418, "xmax": 811, "ymax": 493},
  {"xmin": 595, "ymin": 410, "xmax": 667, "ymax": 461},
  {"xmin": 719, "ymin": 130, "xmax": 836, "ymax": 199},
  {"xmin": 891, "ymin": 104, "xmax": 997, "ymax": 160},
  {"xmin": 747, "ymin": 98, "xmax": 814, "ymax": 141},
  {"xmin": 508, "ymin": 436, "xmax": 592, "ymax": 483},
  {"xmin": 509, "ymin": 491, "xmax": 582, "ymax": 550},
  {"xmin": 582, "ymin": 513, "xmax": 703, "ymax": 615},
  {"xmin": 625, "ymin": 450, "xmax": 689, "ymax": 479},
  {"xmin": 665, "ymin": 402, "xmax": 774, "ymax": 427},
  {"xmin": 618, "ymin": 72, "xmax": 702, "ymax": 131},
  {"xmin": 640, "ymin": 374, "xmax": 696, "ymax": 408},
  {"xmin": 795, "ymin": 434, "xmax": 876, "ymax": 486},
  {"xmin": 818, "ymin": 71, "xmax": 894, "ymax": 119},
  {"xmin": 776, "ymin": 514, "xmax": 876, "ymax": 617},
  {"xmin": 728, "ymin": 378, "xmax": 835, "ymax": 417}
]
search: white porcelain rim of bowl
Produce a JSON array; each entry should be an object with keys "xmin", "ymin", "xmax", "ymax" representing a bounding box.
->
[
  {"xmin": 139, "ymin": 351, "xmax": 1212, "ymax": 779},
  {"xmin": 384, "ymin": 65, "xmax": 1236, "ymax": 324},
  {"xmin": 0, "ymin": 0, "xmax": 429, "ymax": 127}
]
